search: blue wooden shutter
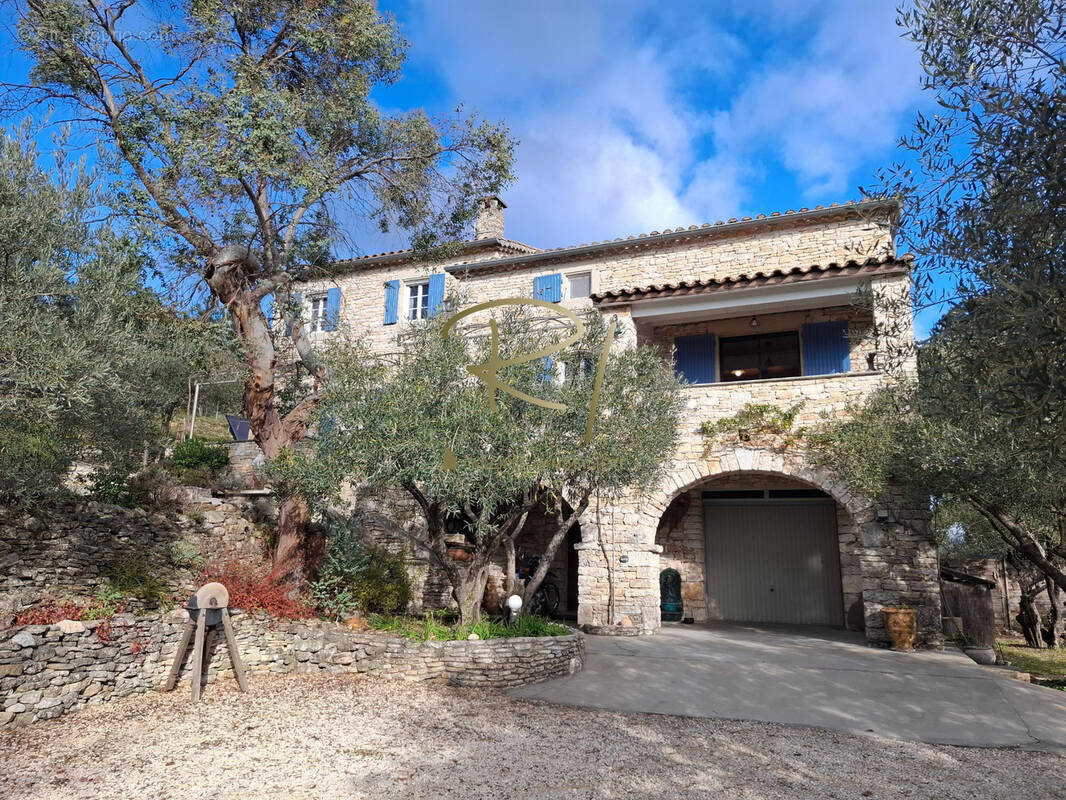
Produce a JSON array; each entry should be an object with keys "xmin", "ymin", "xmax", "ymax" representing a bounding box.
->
[
  {"xmin": 323, "ymin": 287, "xmax": 341, "ymax": 331},
  {"xmin": 383, "ymin": 280, "xmax": 399, "ymax": 325},
  {"xmin": 801, "ymin": 321, "xmax": 851, "ymax": 375},
  {"xmin": 427, "ymin": 273, "xmax": 446, "ymax": 317},
  {"xmin": 284, "ymin": 292, "xmax": 302, "ymax": 336},
  {"xmin": 540, "ymin": 356, "xmax": 554, "ymax": 384},
  {"xmin": 674, "ymin": 333, "xmax": 716, "ymax": 384},
  {"xmin": 533, "ymin": 272, "xmax": 563, "ymax": 302}
]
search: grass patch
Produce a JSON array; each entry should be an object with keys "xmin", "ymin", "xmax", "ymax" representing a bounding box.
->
[
  {"xmin": 996, "ymin": 639, "xmax": 1066, "ymax": 685},
  {"xmin": 366, "ymin": 612, "xmax": 570, "ymax": 641}
]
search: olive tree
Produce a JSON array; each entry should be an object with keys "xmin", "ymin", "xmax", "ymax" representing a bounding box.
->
[
  {"xmin": 0, "ymin": 127, "xmax": 237, "ymax": 502},
  {"xmin": 6, "ymin": 0, "xmax": 514, "ymax": 565},
  {"xmin": 277, "ymin": 304, "xmax": 682, "ymax": 623},
  {"xmin": 820, "ymin": 1, "xmax": 1066, "ymax": 644}
]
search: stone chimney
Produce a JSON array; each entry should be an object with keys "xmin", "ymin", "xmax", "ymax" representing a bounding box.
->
[{"xmin": 475, "ymin": 195, "xmax": 506, "ymax": 240}]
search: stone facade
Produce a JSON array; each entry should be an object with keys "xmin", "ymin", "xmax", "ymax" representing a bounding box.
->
[
  {"xmin": 292, "ymin": 199, "xmax": 941, "ymax": 647},
  {"xmin": 0, "ymin": 489, "xmax": 270, "ymax": 619},
  {"xmin": 0, "ymin": 613, "xmax": 584, "ymax": 726}
]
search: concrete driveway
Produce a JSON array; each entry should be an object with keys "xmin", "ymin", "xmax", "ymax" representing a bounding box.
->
[{"xmin": 509, "ymin": 623, "xmax": 1066, "ymax": 752}]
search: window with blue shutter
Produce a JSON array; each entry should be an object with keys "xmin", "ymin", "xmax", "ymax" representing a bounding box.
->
[
  {"xmin": 323, "ymin": 287, "xmax": 341, "ymax": 331},
  {"xmin": 540, "ymin": 356, "xmax": 554, "ymax": 384},
  {"xmin": 533, "ymin": 273, "xmax": 563, "ymax": 302},
  {"xmin": 383, "ymin": 280, "xmax": 399, "ymax": 325},
  {"xmin": 674, "ymin": 333, "xmax": 716, "ymax": 384},
  {"xmin": 801, "ymin": 321, "xmax": 851, "ymax": 375},
  {"xmin": 427, "ymin": 273, "xmax": 446, "ymax": 317}
]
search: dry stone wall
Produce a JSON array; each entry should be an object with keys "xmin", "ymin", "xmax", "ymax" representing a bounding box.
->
[
  {"xmin": 0, "ymin": 489, "xmax": 270, "ymax": 619},
  {"xmin": 0, "ymin": 613, "xmax": 585, "ymax": 727}
]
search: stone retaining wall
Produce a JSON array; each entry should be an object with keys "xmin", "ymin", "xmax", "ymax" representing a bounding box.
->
[
  {"xmin": 0, "ymin": 490, "xmax": 270, "ymax": 618},
  {"xmin": 0, "ymin": 613, "xmax": 584, "ymax": 727}
]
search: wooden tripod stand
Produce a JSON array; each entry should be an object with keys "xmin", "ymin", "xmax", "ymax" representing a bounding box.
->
[{"xmin": 164, "ymin": 582, "xmax": 248, "ymax": 701}]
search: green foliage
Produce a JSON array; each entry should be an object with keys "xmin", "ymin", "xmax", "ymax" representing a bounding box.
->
[
  {"xmin": 171, "ymin": 438, "xmax": 230, "ymax": 474},
  {"xmin": 309, "ymin": 516, "xmax": 411, "ymax": 619},
  {"xmin": 273, "ymin": 305, "xmax": 681, "ymax": 622},
  {"xmin": 9, "ymin": 0, "xmax": 516, "ymax": 459},
  {"xmin": 89, "ymin": 466, "xmax": 134, "ymax": 507},
  {"xmin": 167, "ymin": 536, "xmax": 205, "ymax": 570},
  {"xmin": 701, "ymin": 403, "xmax": 807, "ymax": 449},
  {"xmin": 125, "ymin": 466, "xmax": 181, "ymax": 512},
  {"xmin": 0, "ymin": 128, "xmax": 241, "ymax": 505},
  {"xmin": 103, "ymin": 553, "xmax": 173, "ymax": 609},
  {"xmin": 822, "ymin": 1, "xmax": 1066, "ymax": 589},
  {"xmin": 367, "ymin": 611, "xmax": 570, "ymax": 641},
  {"xmin": 280, "ymin": 307, "xmax": 682, "ymax": 541}
]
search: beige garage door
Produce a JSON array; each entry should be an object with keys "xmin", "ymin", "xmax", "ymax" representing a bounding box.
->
[{"xmin": 704, "ymin": 500, "xmax": 843, "ymax": 626}]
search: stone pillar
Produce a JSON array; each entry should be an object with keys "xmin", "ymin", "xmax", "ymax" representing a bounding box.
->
[{"xmin": 575, "ymin": 500, "xmax": 663, "ymax": 634}]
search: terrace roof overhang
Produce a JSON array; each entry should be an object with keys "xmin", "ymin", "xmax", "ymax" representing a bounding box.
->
[{"xmin": 591, "ymin": 255, "xmax": 912, "ymax": 324}]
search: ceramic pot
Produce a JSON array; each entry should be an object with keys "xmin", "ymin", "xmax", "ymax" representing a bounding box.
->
[{"xmin": 883, "ymin": 607, "xmax": 918, "ymax": 652}]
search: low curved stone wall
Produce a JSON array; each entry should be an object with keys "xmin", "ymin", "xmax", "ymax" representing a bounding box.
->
[{"xmin": 0, "ymin": 612, "xmax": 584, "ymax": 727}]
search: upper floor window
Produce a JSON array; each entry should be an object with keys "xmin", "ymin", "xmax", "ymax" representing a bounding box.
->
[
  {"xmin": 407, "ymin": 280, "xmax": 430, "ymax": 321},
  {"xmin": 308, "ymin": 294, "xmax": 329, "ymax": 332},
  {"xmin": 720, "ymin": 332, "xmax": 802, "ymax": 382},
  {"xmin": 566, "ymin": 272, "xmax": 592, "ymax": 300}
]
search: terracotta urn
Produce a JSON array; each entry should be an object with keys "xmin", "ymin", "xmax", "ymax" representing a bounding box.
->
[{"xmin": 883, "ymin": 607, "xmax": 918, "ymax": 652}]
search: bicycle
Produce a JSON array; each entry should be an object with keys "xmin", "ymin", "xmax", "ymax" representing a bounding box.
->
[{"xmin": 516, "ymin": 554, "xmax": 561, "ymax": 617}]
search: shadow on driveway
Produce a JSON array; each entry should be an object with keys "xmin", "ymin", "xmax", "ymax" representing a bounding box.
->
[{"xmin": 509, "ymin": 622, "xmax": 1066, "ymax": 752}]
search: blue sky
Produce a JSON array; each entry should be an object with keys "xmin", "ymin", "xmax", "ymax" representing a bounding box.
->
[
  {"xmin": 0, "ymin": 1, "xmax": 941, "ymax": 332},
  {"xmin": 371, "ymin": 1, "xmax": 939, "ymax": 333}
]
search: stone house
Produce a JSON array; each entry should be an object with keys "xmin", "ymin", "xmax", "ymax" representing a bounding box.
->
[{"xmin": 293, "ymin": 196, "xmax": 941, "ymax": 647}]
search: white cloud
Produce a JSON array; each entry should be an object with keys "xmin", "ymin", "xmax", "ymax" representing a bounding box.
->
[{"xmin": 396, "ymin": 0, "xmax": 926, "ymax": 249}]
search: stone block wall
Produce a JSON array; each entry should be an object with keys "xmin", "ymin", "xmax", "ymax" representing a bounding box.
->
[
  {"xmin": 0, "ymin": 490, "xmax": 270, "ymax": 619},
  {"xmin": 0, "ymin": 613, "xmax": 585, "ymax": 727}
]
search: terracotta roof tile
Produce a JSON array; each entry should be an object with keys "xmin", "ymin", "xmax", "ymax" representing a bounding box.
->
[{"xmin": 590, "ymin": 253, "xmax": 913, "ymax": 304}]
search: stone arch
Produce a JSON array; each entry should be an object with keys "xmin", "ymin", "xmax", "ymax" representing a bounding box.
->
[{"xmin": 646, "ymin": 446, "xmax": 872, "ymax": 527}]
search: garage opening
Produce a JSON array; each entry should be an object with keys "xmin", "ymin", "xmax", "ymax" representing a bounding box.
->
[{"xmin": 703, "ymin": 488, "xmax": 844, "ymax": 626}]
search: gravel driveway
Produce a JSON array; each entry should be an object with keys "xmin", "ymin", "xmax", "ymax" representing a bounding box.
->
[{"xmin": 1, "ymin": 673, "xmax": 1063, "ymax": 800}]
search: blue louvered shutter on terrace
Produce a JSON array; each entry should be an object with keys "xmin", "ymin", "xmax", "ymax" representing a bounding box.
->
[
  {"xmin": 323, "ymin": 288, "xmax": 341, "ymax": 331},
  {"xmin": 674, "ymin": 333, "xmax": 716, "ymax": 384},
  {"xmin": 427, "ymin": 273, "xmax": 446, "ymax": 317},
  {"xmin": 801, "ymin": 321, "xmax": 851, "ymax": 375},
  {"xmin": 383, "ymin": 280, "xmax": 400, "ymax": 325},
  {"xmin": 533, "ymin": 272, "xmax": 563, "ymax": 302}
]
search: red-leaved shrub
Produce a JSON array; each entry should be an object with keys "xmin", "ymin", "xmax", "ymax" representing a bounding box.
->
[
  {"xmin": 14, "ymin": 599, "xmax": 87, "ymax": 626},
  {"xmin": 201, "ymin": 561, "xmax": 311, "ymax": 620}
]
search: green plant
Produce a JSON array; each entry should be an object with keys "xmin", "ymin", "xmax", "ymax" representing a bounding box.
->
[
  {"xmin": 366, "ymin": 611, "xmax": 569, "ymax": 641},
  {"xmin": 91, "ymin": 585, "xmax": 126, "ymax": 617},
  {"xmin": 701, "ymin": 402, "xmax": 807, "ymax": 450},
  {"xmin": 171, "ymin": 438, "xmax": 229, "ymax": 475},
  {"xmin": 125, "ymin": 465, "xmax": 180, "ymax": 512},
  {"xmin": 89, "ymin": 466, "xmax": 133, "ymax": 507},
  {"xmin": 167, "ymin": 537, "xmax": 205, "ymax": 570},
  {"xmin": 104, "ymin": 553, "xmax": 172, "ymax": 609},
  {"xmin": 308, "ymin": 514, "xmax": 412, "ymax": 619},
  {"xmin": 309, "ymin": 526, "xmax": 372, "ymax": 620}
]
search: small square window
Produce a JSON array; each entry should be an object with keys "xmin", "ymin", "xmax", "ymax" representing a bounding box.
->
[
  {"xmin": 567, "ymin": 272, "xmax": 592, "ymax": 300},
  {"xmin": 308, "ymin": 294, "xmax": 329, "ymax": 332},
  {"xmin": 407, "ymin": 281, "xmax": 429, "ymax": 321}
]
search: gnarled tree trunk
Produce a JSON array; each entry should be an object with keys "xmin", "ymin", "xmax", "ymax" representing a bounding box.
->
[
  {"xmin": 1044, "ymin": 576, "xmax": 1062, "ymax": 649},
  {"xmin": 1017, "ymin": 581, "xmax": 1044, "ymax": 648},
  {"xmin": 206, "ymin": 247, "xmax": 321, "ymax": 574}
]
